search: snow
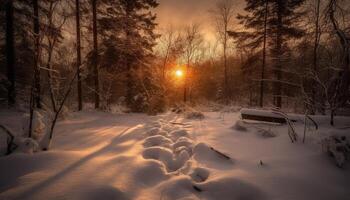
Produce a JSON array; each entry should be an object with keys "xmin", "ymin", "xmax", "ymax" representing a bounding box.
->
[{"xmin": 0, "ymin": 110, "xmax": 350, "ymax": 200}]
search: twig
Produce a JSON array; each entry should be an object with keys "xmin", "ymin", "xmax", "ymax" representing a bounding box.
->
[{"xmin": 210, "ymin": 147, "xmax": 231, "ymax": 160}]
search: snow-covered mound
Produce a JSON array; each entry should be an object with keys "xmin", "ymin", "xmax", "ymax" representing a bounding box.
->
[
  {"xmin": 186, "ymin": 111, "xmax": 205, "ymax": 120},
  {"xmin": 231, "ymin": 120, "xmax": 247, "ymax": 131}
]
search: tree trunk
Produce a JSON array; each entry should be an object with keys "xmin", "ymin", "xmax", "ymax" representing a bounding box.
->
[
  {"xmin": 33, "ymin": 0, "xmax": 41, "ymax": 109},
  {"xmin": 311, "ymin": 0, "xmax": 321, "ymax": 114},
  {"xmin": 274, "ymin": 0, "xmax": 283, "ymax": 108},
  {"xmin": 5, "ymin": 0, "xmax": 15, "ymax": 106},
  {"xmin": 184, "ymin": 58, "xmax": 190, "ymax": 103},
  {"xmin": 92, "ymin": 0, "xmax": 100, "ymax": 109},
  {"xmin": 223, "ymin": 24, "xmax": 228, "ymax": 103},
  {"xmin": 260, "ymin": 0, "xmax": 268, "ymax": 108},
  {"xmin": 76, "ymin": 0, "xmax": 83, "ymax": 111},
  {"xmin": 330, "ymin": 109, "xmax": 335, "ymax": 126}
]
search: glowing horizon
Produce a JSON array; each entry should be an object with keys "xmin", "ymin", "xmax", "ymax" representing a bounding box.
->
[{"xmin": 156, "ymin": 0, "xmax": 244, "ymax": 44}]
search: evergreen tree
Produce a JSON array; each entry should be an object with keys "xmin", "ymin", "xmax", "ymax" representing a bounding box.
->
[
  {"xmin": 231, "ymin": 0, "xmax": 305, "ymax": 108},
  {"xmin": 120, "ymin": 0, "xmax": 158, "ymax": 111},
  {"xmin": 269, "ymin": 0, "xmax": 304, "ymax": 108},
  {"xmin": 94, "ymin": 0, "xmax": 158, "ymax": 111}
]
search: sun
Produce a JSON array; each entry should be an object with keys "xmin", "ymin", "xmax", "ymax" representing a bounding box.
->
[{"xmin": 175, "ymin": 69, "xmax": 184, "ymax": 78}]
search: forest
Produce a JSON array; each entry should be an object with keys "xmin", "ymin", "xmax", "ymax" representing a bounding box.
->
[
  {"xmin": 1, "ymin": 0, "xmax": 350, "ymax": 120},
  {"xmin": 0, "ymin": 0, "xmax": 350, "ymax": 200}
]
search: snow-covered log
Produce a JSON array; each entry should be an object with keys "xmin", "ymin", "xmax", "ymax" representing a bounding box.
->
[{"xmin": 240, "ymin": 108, "xmax": 298, "ymax": 124}]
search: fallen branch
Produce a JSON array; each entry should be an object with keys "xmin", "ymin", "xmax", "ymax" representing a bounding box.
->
[
  {"xmin": 170, "ymin": 122, "xmax": 189, "ymax": 126},
  {"xmin": 193, "ymin": 185, "xmax": 202, "ymax": 192},
  {"xmin": 210, "ymin": 147, "xmax": 231, "ymax": 160}
]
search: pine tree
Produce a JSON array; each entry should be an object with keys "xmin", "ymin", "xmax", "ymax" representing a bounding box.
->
[
  {"xmin": 230, "ymin": 0, "xmax": 271, "ymax": 107},
  {"xmin": 232, "ymin": 0, "xmax": 305, "ymax": 108},
  {"xmin": 94, "ymin": 0, "xmax": 158, "ymax": 111},
  {"xmin": 122, "ymin": 0, "xmax": 158, "ymax": 111},
  {"xmin": 268, "ymin": 0, "xmax": 305, "ymax": 108}
]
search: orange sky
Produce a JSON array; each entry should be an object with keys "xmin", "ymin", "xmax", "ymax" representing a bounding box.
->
[{"xmin": 156, "ymin": 0, "xmax": 245, "ymax": 43}]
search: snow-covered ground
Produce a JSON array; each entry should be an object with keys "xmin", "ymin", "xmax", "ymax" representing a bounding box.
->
[{"xmin": 0, "ymin": 110, "xmax": 350, "ymax": 200}]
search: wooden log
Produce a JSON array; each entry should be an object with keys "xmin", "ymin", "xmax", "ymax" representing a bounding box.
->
[{"xmin": 240, "ymin": 108, "xmax": 297, "ymax": 124}]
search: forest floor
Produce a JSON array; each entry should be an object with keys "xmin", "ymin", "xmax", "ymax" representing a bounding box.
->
[{"xmin": 0, "ymin": 110, "xmax": 350, "ymax": 200}]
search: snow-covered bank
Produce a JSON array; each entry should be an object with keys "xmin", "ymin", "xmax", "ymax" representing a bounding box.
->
[{"xmin": 0, "ymin": 111, "xmax": 350, "ymax": 200}]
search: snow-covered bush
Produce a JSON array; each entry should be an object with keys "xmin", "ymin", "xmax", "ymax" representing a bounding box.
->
[
  {"xmin": 257, "ymin": 128, "xmax": 276, "ymax": 138},
  {"xmin": 103, "ymin": 104, "xmax": 128, "ymax": 114},
  {"xmin": 231, "ymin": 120, "xmax": 247, "ymax": 131},
  {"xmin": 147, "ymin": 95, "xmax": 167, "ymax": 115},
  {"xmin": 171, "ymin": 104, "xmax": 186, "ymax": 114},
  {"xmin": 31, "ymin": 110, "xmax": 50, "ymax": 141},
  {"xmin": 129, "ymin": 94, "xmax": 149, "ymax": 112},
  {"xmin": 14, "ymin": 137, "xmax": 39, "ymax": 154},
  {"xmin": 185, "ymin": 111, "xmax": 205, "ymax": 120},
  {"xmin": 322, "ymin": 135, "xmax": 350, "ymax": 168}
]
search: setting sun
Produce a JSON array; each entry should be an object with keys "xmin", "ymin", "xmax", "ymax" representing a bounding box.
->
[{"xmin": 175, "ymin": 70, "xmax": 184, "ymax": 77}]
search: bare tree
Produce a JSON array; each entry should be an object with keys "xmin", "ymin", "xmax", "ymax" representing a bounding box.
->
[
  {"xmin": 312, "ymin": 0, "xmax": 321, "ymax": 105},
  {"xmin": 40, "ymin": 0, "xmax": 69, "ymax": 113},
  {"xmin": 324, "ymin": 0, "xmax": 350, "ymax": 125},
  {"xmin": 156, "ymin": 25, "xmax": 184, "ymax": 103},
  {"xmin": 182, "ymin": 24, "xmax": 203, "ymax": 103},
  {"xmin": 159, "ymin": 25, "xmax": 176, "ymax": 80},
  {"xmin": 210, "ymin": 0, "xmax": 236, "ymax": 102}
]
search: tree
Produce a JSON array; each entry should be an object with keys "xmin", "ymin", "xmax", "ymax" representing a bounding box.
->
[
  {"xmin": 210, "ymin": 0, "xmax": 235, "ymax": 102},
  {"xmin": 311, "ymin": 0, "xmax": 321, "ymax": 112},
  {"xmin": 182, "ymin": 24, "xmax": 203, "ymax": 103},
  {"xmin": 324, "ymin": 0, "xmax": 350, "ymax": 125},
  {"xmin": 120, "ymin": 0, "xmax": 158, "ymax": 111},
  {"xmin": 230, "ymin": 0, "xmax": 270, "ymax": 107},
  {"xmin": 156, "ymin": 25, "xmax": 184, "ymax": 97},
  {"xmin": 260, "ymin": 0, "xmax": 268, "ymax": 107},
  {"xmin": 75, "ymin": 0, "xmax": 83, "ymax": 110},
  {"xmin": 92, "ymin": 0, "xmax": 99, "ymax": 109},
  {"xmin": 33, "ymin": 0, "xmax": 41, "ymax": 109},
  {"xmin": 232, "ymin": 0, "xmax": 305, "ymax": 108},
  {"xmin": 269, "ymin": 0, "xmax": 305, "ymax": 108},
  {"xmin": 158, "ymin": 25, "xmax": 182, "ymax": 80},
  {"xmin": 41, "ymin": 0, "xmax": 68, "ymax": 112},
  {"xmin": 5, "ymin": 0, "xmax": 15, "ymax": 106},
  {"xmin": 87, "ymin": 0, "xmax": 158, "ymax": 111}
]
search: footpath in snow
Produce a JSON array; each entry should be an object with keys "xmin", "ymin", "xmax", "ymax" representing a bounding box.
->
[{"xmin": 0, "ymin": 111, "xmax": 350, "ymax": 200}]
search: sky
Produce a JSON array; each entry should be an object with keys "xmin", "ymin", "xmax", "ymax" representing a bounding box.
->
[{"xmin": 156, "ymin": 0, "xmax": 245, "ymax": 43}]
